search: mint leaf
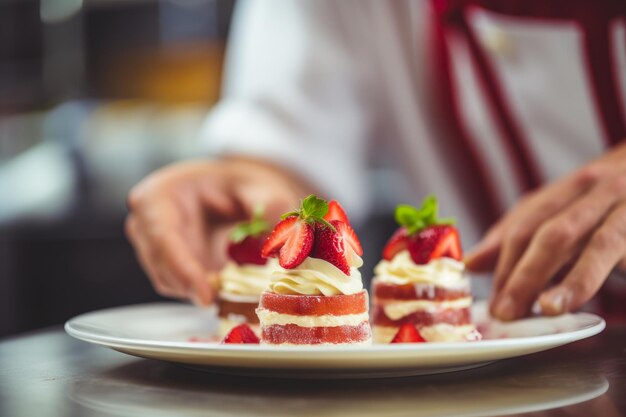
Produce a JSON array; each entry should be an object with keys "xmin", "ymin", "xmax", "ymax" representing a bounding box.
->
[
  {"xmin": 419, "ymin": 195, "xmax": 437, "ymax": 224},
  {"xmin": 280, "ymin": 211, "xmax": 299, "ymax": 220},
  {"xmin": 394, "ymin": 195, "xmax": 456, "ymax": 235},
  {"xmin": 229, "ymin": 206, "xmax": 270, "ymax": 243},
  {"xmin": 301, "ymin": 194, "xmax": 329, "ymax": 219},
  {"xmin": 278, "ymin": 194, "xmax": 335, "ymax": 230},
  {"xmin": 395, "ymin": 205, "xmax": 420, "ymax": 227}
]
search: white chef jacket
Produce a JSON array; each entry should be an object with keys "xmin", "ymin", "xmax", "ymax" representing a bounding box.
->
[{"xmin": 203, "ymin": 0, "xmax": 626, "ymax": 248}]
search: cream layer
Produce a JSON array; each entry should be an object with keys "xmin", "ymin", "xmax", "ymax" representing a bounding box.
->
[
  {"xmin": 377, "ymin": 297, "xmax": 473, "ymax": 320},
  {"xmin": 256, "ymin": 308, "xmax": 370, "ymax": 327},
  {"xmin": 218, "ymin": 291, "xmax": 260, "ymax": 303},
  {"xmin": 269, "ymin": 251, "xmax": 364, "ymax": 296}
]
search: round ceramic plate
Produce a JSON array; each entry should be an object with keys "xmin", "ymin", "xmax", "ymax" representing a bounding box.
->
[{"xmin": 65, "ymin": 301, "xmax": 605, "ymax": 378}]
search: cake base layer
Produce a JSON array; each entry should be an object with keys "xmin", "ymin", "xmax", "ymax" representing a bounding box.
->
[
  {"xmin": 258, "ymin": 290, "xmax": 371, "ymax": 345},
  {"xmin": 262, "ymin": 322, "xmax": 372, "ymax": 345},
  {"xmin": 217, "ymin": 298, "xmax": 259, "ymax": 323}
]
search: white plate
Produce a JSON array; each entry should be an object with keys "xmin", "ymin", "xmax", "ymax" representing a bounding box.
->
[{"xmin": 65, "ymin": 301, "xmax": 605, "ymax": 379}]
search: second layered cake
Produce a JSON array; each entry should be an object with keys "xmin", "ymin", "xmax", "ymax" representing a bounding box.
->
[{"xmin": 372, "ymin": 196, "xmax": 481, "ymax": 343}]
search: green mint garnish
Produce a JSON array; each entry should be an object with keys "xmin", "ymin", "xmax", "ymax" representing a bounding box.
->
[
  {"xmin": 394, "ymin": 195, "xmax": 455, "ymax": 235},
  {"xmin": 280, "ymin": 194, "xmax": 335, "ymax": 230},
  {"xmin": 230, "ymin": 205, "xmax": 270, "ymax": 243}
]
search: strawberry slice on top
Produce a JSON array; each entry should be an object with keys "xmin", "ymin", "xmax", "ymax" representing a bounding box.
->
[
  {"xmin": 262, "ymin": 195, "xmax": 347, "ymax": 270},
  {"xmin": 382, "ymin": 196, "xmax": 462, "ymax": 265},
  {"xmin": 262, "ymin": 195, "xmax": 362, "ymax": 273},
  {"xmin": 227, "ymin": 207, "xmax": 270, "ymax": 265},
  {"xmin": 324, "ymin": 200, "xmax": 350, "ymax": 225}
]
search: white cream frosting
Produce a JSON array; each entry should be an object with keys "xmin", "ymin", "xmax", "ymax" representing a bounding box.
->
[
  {"xmin": 268, "ymin": 249, "xmax": 364, "ymax": 296},
  {"xmin": 378, "ymin": 297, "xmax": 473, "ymax": 321},
  {"xmin": 219, "ymin": 259, "xmax": 278, "ymax": 296},
  {"xmin": 256, "ymin": 309, "xmax": 369, "ymax": 327},
  {"xmin": 374, "ymin": 251, "xmax": 468, "ymax": 289}
]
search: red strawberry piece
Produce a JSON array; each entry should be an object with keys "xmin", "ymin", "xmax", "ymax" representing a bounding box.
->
[
  {"xmin": 278, "ymin": 220, "xmax": 314, "ymax": 268},
  {"xmin": 408, "ymin": 225, "xmax": 462, "ymax": 265},
  {"xmin": 261, "ymin": 216, "xmax": 298, "ymax": 258},
  {"xmin": 390, "ymin": 324, "xmax": 426, "ymax": 343},
  {"xmin": 227, "ymin": 235, "xmax": 268, "ymax": 265},
  {"xmin": 221, "ymin": 324, "xmax": 260, "ymax": 344},
  {"xmin": 334, "ymin": 220, "xmax": 363, "ymax": 256},
  {"xmin": 261, "ymin": 216, "xmax": 314, "ymax": 269},
  {"xmin": 324, "ymin": 200, "xmax": 350, "ymax": 225},
  {"xmin": 311, "ymin": 221, "xmax": 351, "ymax": 275},
  {"xmin": 382, "ymin": 227, "xmax": 410, "ymax": 261}
]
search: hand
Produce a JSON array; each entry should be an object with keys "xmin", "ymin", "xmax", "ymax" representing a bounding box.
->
[
  {"xmin": 466, "ymin": 143, "xmax": 626, "ymax": 320},
  {"xmin": 125, "ymin": 158, "xmax": 311, "ymax": 306}
]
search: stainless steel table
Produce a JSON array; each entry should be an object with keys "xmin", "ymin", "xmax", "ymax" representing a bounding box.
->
[{"xmin": 1, "ymin": 326, "xmax": 624, "ymax": 417}]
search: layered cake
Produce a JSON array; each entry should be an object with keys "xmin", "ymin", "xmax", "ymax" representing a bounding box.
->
[
  {"xmin": 217, "ymin": 211, "xmax": 276, "ymax": 337},
  {"xmin": 372, "ymin": 196, "xmax": 481, "ymax": 343},
  {"xmin": 257, "ymin": 196, "xmax": 371, "ymax": 345}
]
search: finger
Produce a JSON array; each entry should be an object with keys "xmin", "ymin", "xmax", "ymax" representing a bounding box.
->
[
  {"xmin": 491, "ymin": 177, "xmax": 626, "ymax": 320},
  {"xmin": 125, "ymin": 216, "xmax": 186, "ymax": 298},
  {"xmin": 491, "ymin": 169, "xmax": 600, "ymax": 296},
  {"xmin": 539, "ymin": 201, "xmax": 626, "ymax": 315},
  {"xmin": 153, "ymin": 232, "xmax": 215, "ymax": 306},
  {"xmin": 234, "ymin": 180, "xmax": 301, "ymax": 224},
  {"xmin": 464, "ymin": 226, "xmax": 503, "ymax": 272}
]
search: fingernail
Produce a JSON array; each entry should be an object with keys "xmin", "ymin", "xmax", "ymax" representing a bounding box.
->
[
  {"xmin": 492, "ymin": 295, "xmax": 516, "ymax": 321},
  {"xmin": 539, "ymin": 288, "xmax": 572, "ymax": 315}
]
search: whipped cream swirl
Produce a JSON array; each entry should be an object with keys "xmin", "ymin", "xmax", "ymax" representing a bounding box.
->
[
  {"xmin": 268, "ymin": 249, "xmax": 364, "ymax": 296},
  {"xmin": 374, "ymin": 250, "xmax": 467, "ymax": 288},
  {"xmin": 220, "ymin": 259, "xmax": 278, "ymax": 296}
]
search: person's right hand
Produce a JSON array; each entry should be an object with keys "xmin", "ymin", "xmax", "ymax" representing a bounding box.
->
[{"xmin": 125, "ymin": 157, "xmax": 311, "ymax": 306}]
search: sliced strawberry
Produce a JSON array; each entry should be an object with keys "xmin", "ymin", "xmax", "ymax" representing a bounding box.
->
[
  {"xmin": 261, "ymin": 214, "xmax": 314, "ymax": 269},
  {"xmin": 262, "ymin": 196, "xmax": 358, "ymax": 270},
  {"xmin": 311, "ymin": 221, "xmax": 351, "ymax": 275},
  {"xmin": 324, "ymin": 200, "xmax": 350, "ymax": 225},
  {"xmin": 334, "ymin": 220, "xmax": 363, "ymax": 256},
  {"xmin": 390, "ymin": 323, "xmax": 426, "ymax": 343},
  {"xmin": 227, "ymin": 235, "xmax": 267, "ymax": 265},
  {"xmin": 382, "ymin": 227, "xmax": 410, "ymax": 261},
  {"xmin": 261, "ymin": 216, "xmax": 298, "ymax": 258},
  {"xmin": 278, "ymin": 221, "xmax": 314, "ymax": 268},
  {"xmin": 408, "ymin": 225, "xmax": 462, "ymax": 265},
  {"xmin": 221, "ymin": 324, "xmax": 260, "ymax": 344}
]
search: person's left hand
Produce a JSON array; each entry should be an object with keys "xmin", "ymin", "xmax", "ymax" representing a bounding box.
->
[{"xmin": 465, "ymin": 142, "xmax": 626, "ymax": 321}]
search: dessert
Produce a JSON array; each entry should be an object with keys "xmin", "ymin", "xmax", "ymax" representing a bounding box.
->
[
  {"xmin": 217, "ymin": 210, "xmax": 276, "ymax": 338},
  {"xmin": 372, "ymin": 196, "xmax": 481, "ymax": 343},
  {"xmin": 257, "ymin": 196, "xmax": 371, "ymax": 345}
]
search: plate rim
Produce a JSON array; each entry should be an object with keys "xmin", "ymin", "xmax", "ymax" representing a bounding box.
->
[{"xmin": 64, "ymin": 302, "xmax": 606, "ymax": 355}]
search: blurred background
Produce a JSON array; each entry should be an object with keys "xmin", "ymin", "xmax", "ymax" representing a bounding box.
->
[{"xmin": 0, "ymin": 0, "xmax": 236, "ymax": 338}]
